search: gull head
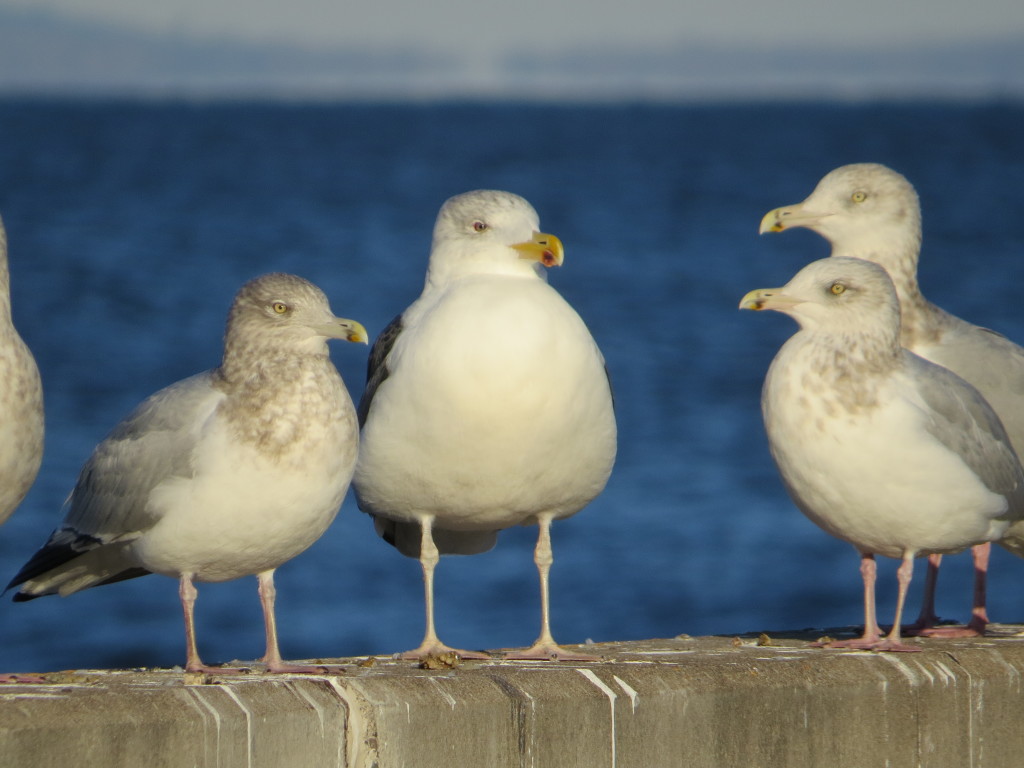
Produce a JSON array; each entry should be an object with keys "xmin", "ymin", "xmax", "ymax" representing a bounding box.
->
[
  {"xmin": 740, "ymin": 256, "xmax": 901, "ymax": 341},
  {"xmin": 759, "ymin": 163, "xmax": 922, "ymax": 261},
  {"xmin": 226, "ymin": 273, "xmax": 368, "ymax": 356},
  {"xmin": 426, "ymin": 190, "xmax": 564, "ymax": 286}
]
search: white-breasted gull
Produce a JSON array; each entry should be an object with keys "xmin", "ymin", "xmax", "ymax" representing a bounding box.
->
[
  {"xmin": 761, "ymin": 163, "xmax": 1024, "ymax": 636},
  {"xmin": 740, "ymin": 256, "xmax": 1024, "ymax": 652},
  {"xmin": 353, "ymin": 190, "xmax": 617, "ymax": 661},
  {"xmin": 0, "ymin": 216, "xmax": 45, "ymax": 683},
  {"xmin": 8, "ymin": 273, "xmax": 367, "ymax": 674},
  {"xmin": 0, "ymin": 218, "xmax": 43, "ymax": 528}
]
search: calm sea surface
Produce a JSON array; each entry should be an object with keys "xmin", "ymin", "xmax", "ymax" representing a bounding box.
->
[{"xmin": 0, "ymin": 99, "xmax": 1022, "ymax": 671}]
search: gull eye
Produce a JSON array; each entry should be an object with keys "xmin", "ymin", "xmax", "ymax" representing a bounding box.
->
[
  {"xmin": 830, "ymin": 282, "xmax": 846, "ymax": 296},
  {"xmin": 851, "ymin": 190, "xmax": 868, "ymax": 203},
  {"xmin": 272, "ymin": 301, "xmax": 289, "ymax": 314},
  {"xmin": 472, "ymin": 220, "xmax": 488, "ymax": 233}
]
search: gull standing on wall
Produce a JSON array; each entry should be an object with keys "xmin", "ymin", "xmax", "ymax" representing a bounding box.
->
[
  {"xmin": 9, "ymin": 273, "xmax": 367, "ymax": 674},
  {"xmin": 761, "ymin": 163, "xmax": 1024, "ymax": 636},
  {"xmin": 0, "ymin": 217, "xmax": 45, "ymax": 683},
  {"xmin": 741, "ymin": 256, "xmax": 1024, "ymax": 652},
  {"xmin": 354, "ymin": 190, "xmax": 617, "ymax": 661}
]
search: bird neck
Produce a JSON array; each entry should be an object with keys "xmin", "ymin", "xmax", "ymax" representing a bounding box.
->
[
  {"xmin": 218, "ymin": 339, "xmax": 326, "ymax": 387},
  {"xmin": 830, "ymin": 225, "xmax": 928, "ymax": 315},
  {"xmin": 798, "ymin": 328, "xmax": 903, "ymax": 410},
  {"xmin": 424, "ymin": 251, "xmax": 544, "ymax": 293}
]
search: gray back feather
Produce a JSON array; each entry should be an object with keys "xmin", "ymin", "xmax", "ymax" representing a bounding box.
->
[
  {"xmin": 64, "ymin": 371, "xmax": 224, "ymax": 539},
  {"xmin": 909, "ymin": 352, "xmax": 1024, "ymax": 509}
]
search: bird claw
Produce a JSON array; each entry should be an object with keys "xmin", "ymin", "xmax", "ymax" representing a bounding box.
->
[
  {"xmin": 503, "ymin": 643, "xmax": 601, "ymax": 662},
  {"xmin": 814, "ymin": 637, "xmax": 922, "ymax": 653},
  {"xmin": 0, "ymin": 672, "xmax": 49, "ymax": 684},
  {"xmin": 913, "ymin": 624, "xmax": 985, "ymax": 639},
  {"xmin": 397, "ymin": 642, "xmax": 490, "ymax": 662}
]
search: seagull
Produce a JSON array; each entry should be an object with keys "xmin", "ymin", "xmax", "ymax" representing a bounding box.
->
[
  {"xmin": 740, "ymin": 256, "xmax": 1024, "ymax": 652},
  {"xmin": 8, "ymin": 273, "xmax": 367, "ymax": 674},
  {"xmin": 354, "ymin": 190, "xmax": 616, "ymax": 661},
  {"xmin": 760, "ymin": 163, "xmax": 1024, "ymax": 636},
  {"xmin": 0, "ymin": 218, "xmax": 43, "ymax": 529},
  {"xmin": 0, "ymin": 217, "xmax": 45, "ymax": 684}
]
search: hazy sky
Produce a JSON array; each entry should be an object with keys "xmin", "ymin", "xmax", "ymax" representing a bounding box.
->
[{"xmin": 4, "ymin": 0, "xmax": 1023, "ymax": 53}]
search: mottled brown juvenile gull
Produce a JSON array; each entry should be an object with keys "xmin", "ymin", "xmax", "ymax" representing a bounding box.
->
[
  {"xmin": 8, "ymin": 273, "xmax": 367, "ymax": 674},
  {"xmin": 740, "ymin": 257, "xmax": 1024, "ymax": 652},
  {"xmin": 354, "ymin": 190, "xmax": 616, "ymax": 661},
  {"xmin": 0, "ymin": 217, "xmax": 45, "ymax": 683},
  {"xmin": 760, "ymin": 163, "xmax": 1024, "ymax": 636},
  {"xmin": 0, "ymin": 218, "xmax": 43, "ymax": 527}
]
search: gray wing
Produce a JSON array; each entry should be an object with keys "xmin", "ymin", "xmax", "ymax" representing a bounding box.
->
[
  {"xmin": 935, "ymin": 325, "xmax": 1024, "ymax": 554},
  {"xmin": 908, "ymin": 352, "xmax": 1024, "ymax": 503},
  {"xmin": 921, "ymin": 317, "xmax": 1024, "ymax": 454},
  {"xmin": 357, "ymin": 313, "xmax": 403, "ymax": 427},
  {"xmin": 8, "ymin": 371, "xmax": 224, "ymax": 595},
  {"xmin": 65, "ymin": 370, "xmax": 224, "ymax": 535}
]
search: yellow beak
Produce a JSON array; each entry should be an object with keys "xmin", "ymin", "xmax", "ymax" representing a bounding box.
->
[
  {"xmin": 343, "ymin": 320, "xmax": 370, "ymax": 345},
  {"xmin": 511, "ymin": 232, "xmax": 565, "ymax": 268},
  {"xmin": 738, "ymin": 288, "xmax": 798, "ymax": 312},
  {"xmin": 319, "ymin": 318, "xmax": 369, "ymax": 344},
  {"xmin": 759, "ymin": 204, "xmax": 830, "ymax": 234},
  {"xmin": 759, "ymin": 207, "xmax": 789, "ymax": 234}
]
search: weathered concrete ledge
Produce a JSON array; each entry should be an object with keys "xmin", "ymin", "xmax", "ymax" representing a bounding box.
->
[{"xmin": 3, "ymin": 627, "xmax": 1024, "ymax": 767}]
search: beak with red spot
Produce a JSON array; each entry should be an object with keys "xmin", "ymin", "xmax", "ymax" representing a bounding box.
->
[
  {"xmin": 316, "ymin": 317, "xmax": 369, "ymax": 344},
  {"xmin": 738, "ymin": 287, "xmax": 802, "ymax": 313},
  {"xmin": 511, "ymin": 232, "xmax": 565, "ymax": 268},
  {"xmin": 759, "ymin": 203, "xmax": 832, "ymax": 234}
]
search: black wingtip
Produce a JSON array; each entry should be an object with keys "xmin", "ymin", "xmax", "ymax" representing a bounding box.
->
[{"xmin": 6, "ymin": 529, "xmax": 106, "ymax": 594}]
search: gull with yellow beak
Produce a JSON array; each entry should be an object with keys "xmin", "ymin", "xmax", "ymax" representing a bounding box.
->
[
  {"xmin": 354, "ymin": 190, "xmax": 616, "ymax": 661},
  {"xmin": 760, "ymin": 163, "xmax": 1024, "ymax": 637},
  {"xmin": 741, "ymin": 256, "xmax": 1024, "ymax": 652},
  {"xmin": 9, "ymin": 273, "xmax": 368, "ymax": 674}
]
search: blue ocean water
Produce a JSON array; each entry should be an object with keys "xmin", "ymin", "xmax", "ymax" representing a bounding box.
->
[{"xmin": 0, "ymin": 99, "xmax": 1022, "ymax": 672}]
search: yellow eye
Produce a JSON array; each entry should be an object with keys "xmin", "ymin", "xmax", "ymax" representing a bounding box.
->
[
  {"xmin": 851, "ymin": 190, "xmax": 867, "ymax": 203},
  {"xmin": 272, "ymin": 301, "xmax": 288, "ymax": 314},
  {"xmin": 830, "ymin": 282, "xmax": 846, "ymax": 295}
]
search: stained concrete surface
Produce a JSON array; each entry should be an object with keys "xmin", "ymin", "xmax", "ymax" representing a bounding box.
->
[{"xmin": 3, "ymin": 628, "xmax": 1024, "ymax": 767}]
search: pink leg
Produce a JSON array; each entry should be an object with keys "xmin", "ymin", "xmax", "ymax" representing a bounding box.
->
[
  {"xmin": 399, "ymin": 516, "xmax": 489, "ymax": 661},
  {"xmin": 504, "ymin": 515, "xmax": 598, "ymax": 661},
  {"xmin": 820, "ymin": 552, "xmax": 921, "ymax": 652},
  {"xmin": 970, "ymin": 543, "xmax": 991, "ymax": 632},
  {"xmin": 180, "ymin": 574, "xmax": 246, "ymax": 675},
  {"xmin": 0, "ymin": 673, "xmax": 49, "ymax": 684},
  {"xmin": 817, "ymin": 552, "xmax": 885, "ymax": 649},
  {"xmin": 917, "ymin": 543, "xmax": 990, "ymax": 638},
  {"xmin": 870, "ymin": 551, "xmax": 922, "ymax": 652},
  {"xmin": 905, "ymin": 553, "xmax": 943, "ymax": 632},
  {"xmin": 257, "ymin": 571, "xmax": 337, "ymax": 674}
]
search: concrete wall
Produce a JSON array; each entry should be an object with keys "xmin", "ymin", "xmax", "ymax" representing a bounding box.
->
[{"xmin": 3, "ymin": 629, "xmax": 1024, "ymax": 767}]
